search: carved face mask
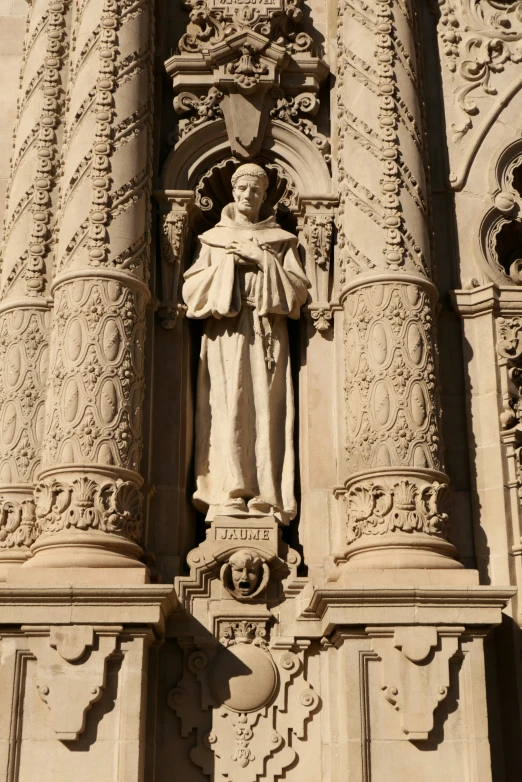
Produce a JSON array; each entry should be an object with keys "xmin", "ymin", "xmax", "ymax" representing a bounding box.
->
[{"xmin": 230, "ymin": 557, "xmax": 262, "ymax": 596}]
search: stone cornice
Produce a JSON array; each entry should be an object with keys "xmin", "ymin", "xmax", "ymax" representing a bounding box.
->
[
  {"xmin": 0, "ymin": 584, "xmax": 177, "ymax": 636},
  {"xmin": 290, "ymin": 585, "xmax": 516, "ymax": 638}
]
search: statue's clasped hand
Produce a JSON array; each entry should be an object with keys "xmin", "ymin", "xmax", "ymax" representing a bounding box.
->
[{"xmin": 226, "ymin": 239, "xmax": 265, "ymax": 269}]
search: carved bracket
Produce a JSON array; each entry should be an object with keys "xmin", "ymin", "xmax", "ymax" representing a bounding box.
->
[
  {"xmin": 371, "ymin": 626, "xmax": 461, "ymax": 741},
  {"xmin": 154, "ymin": 190, "xmax": 195, "ymax": 329},
  {"xmin": 297, "ymin": 195, "xmax": 338, "ymax": 333},
  {"xmin": 27, "ymin": 625, "xmax": 120, "ymax": 741}
]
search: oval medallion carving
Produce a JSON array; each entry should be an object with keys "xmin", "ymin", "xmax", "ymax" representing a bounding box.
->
[
  {"xmin": 62, "ymin": 378, "xmax": 80, "ymax": 423},
  {"xmin": 406, "ymin": 322, "xmax": 424, "ymax": 366},
  {"xmin": 410, "ymin": 382, "xmax": 427, "ymax": 427},
  {"xmin": 12, "ymin": 310, "xmax": 24, "ymax": 331},
  {"xmin": 345, "ymin": 328, "xmax": 358, "ymax": 375},
  {"xmin": 373, "ymin": 381, "xmax": 392, "ymax": 426},
  {"xmin": 210, "ymin": 643, "xmax": 278, "ymax": 713},
  {"xmin": 102, "ymin": 320, "xmax": 122, "ymax": 362},
  {"xmin": 70, "ymin": 280, "xmax": 85, "ymax": 303},
  {"xmin": 6, "ymin": 344, "xmax": 23, "ymax": 388},
  {"xmin": 38, "ymin": 344, "xmax": 49, "ymax": 385},
  {"xmin": 34, "ymin": 401, "xmax": 45, "ymax": 445},
  {"xmin": 100, "ymin": 378, "xmax": 118, "ymax": 423},
  {"xmin": 65, "ymin": 319, "xmax": 83, "ymax": 362},
  {"xmin": 370, "ymin": 323, "xmax": 389, "ymax": 366},
  {"xmin": 2, "ymin": 402, "xmax": 18, "ymax": 445},
  {"xmin": 107, "ymin": 280, "xmax": 122, "ymax": 302},
  {"xmin": 346, "ymin": 385, "xmax": 361, "ymax": 435}
]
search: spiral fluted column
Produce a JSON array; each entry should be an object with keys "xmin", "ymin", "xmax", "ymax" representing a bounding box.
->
[
  {"xmin": 0, "ymin": 0, "xmax": 69, "ymax": 572},
  {"xmin": 336, "ymin": 0, "xmax": 460, "ymax": 567},
  {"xmin": 23, "ymin": 0, "xmax": 154, "ymax": 570}
]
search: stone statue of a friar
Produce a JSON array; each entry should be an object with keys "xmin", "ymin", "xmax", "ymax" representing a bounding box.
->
[{"xmin": 183, "ymin": 163, "xmax": 309, "ymax": 524}]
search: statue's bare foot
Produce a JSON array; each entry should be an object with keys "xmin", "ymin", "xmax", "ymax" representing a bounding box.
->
[{"xmin": 248, "ymin": 497, "xmax": 272, "ymax": 514}]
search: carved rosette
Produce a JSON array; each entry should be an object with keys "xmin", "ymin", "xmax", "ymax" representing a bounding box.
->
[
  {"xmin": 0, "ymin": 0, "xmax": 69, "ymax": 570},
  {"xmin": 24, "ymin": 0, "xmax": 154, "ymax": 569},
  {"xmin": 337, "ymin": 0, "xmax": 459, "ymax": 568}
]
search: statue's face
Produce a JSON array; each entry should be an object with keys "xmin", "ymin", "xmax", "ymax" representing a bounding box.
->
[
  {"xmin": 230, "ymin": 557, "xmax": 262, "ymax": 596},
  {"xmin": 232, "ymin": 176, "xmax": 267, "ymax": 220}
]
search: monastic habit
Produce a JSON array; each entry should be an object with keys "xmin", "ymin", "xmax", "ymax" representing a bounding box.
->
[{"xmin": 183, "ymin": 196, "xmax": 308, "ymax": 524}]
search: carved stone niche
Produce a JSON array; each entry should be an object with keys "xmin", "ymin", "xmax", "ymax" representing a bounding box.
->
[
  {"xmin": 479, "ymin": 140, "xmax": 522, "ymax": 286},
  {"xmin": 165, "ymin": 0, "xmax": 329, "ymax": 160},
  {"xmin": 155, "ymin": 158, "xmax": 338, "ymax": 331}
]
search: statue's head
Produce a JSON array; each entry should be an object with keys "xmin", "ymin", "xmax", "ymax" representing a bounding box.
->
[
  {"xmin": 228, "ymin": 549, "xmax": 264, "ymax": 597},
  {"xmin": 231, "ymin": 164, "xmax": 269, "ymax": 222}
]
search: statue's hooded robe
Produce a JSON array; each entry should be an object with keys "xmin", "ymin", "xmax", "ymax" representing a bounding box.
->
[{"xmin": 183, "ymin": 204, "xmax": 309, "ymax": 523}]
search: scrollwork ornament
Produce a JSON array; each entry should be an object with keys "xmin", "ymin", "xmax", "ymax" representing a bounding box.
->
[
  {"xmin": 178, "ymin": 0, "xmax": 312, "ymax": 54},
  {"xmin": 438, "ymin": 0, "xmax": 522, "ymax": 138},
  {"xmin": 173, "ymin": 87, "xmax": 224, "ymax": 138}
]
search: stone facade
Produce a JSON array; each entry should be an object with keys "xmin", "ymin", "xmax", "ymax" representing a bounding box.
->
[{"xmin": 0, "ymin": 0, "xmax": 521, "ymax": 778}]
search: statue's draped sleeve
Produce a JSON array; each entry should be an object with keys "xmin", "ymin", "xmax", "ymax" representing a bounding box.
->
[
  {"xmin": 254, "ymin": 241, "xmax": 308, "ymax": 319},
  {"xmin": 182, "ymin": 241, "xmax": 241, "ymax": 319},
  {"xmin": 183, "ymin": 236, "xmax": 309, "ymax": 319}
]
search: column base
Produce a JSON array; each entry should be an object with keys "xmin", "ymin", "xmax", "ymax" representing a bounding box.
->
[
  {"xmin": 22, "ymin": 531, "xmax": 148, "ymax": 573},
  {"xmin": 336, "ymin": 532, "xmax": 462, "ymax": 570}
]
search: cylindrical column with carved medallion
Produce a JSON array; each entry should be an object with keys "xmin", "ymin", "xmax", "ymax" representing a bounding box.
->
[
  {"xmin": 23, "ymin": 0, "xmax": 154, "ymax": 571},
  {"xmin": 336, "ymin": 0, "xmax": 460, "ymax": 567},
  {"xmin": 0, "ymin": 0, "xmax": 69, "ymax": 573}
]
